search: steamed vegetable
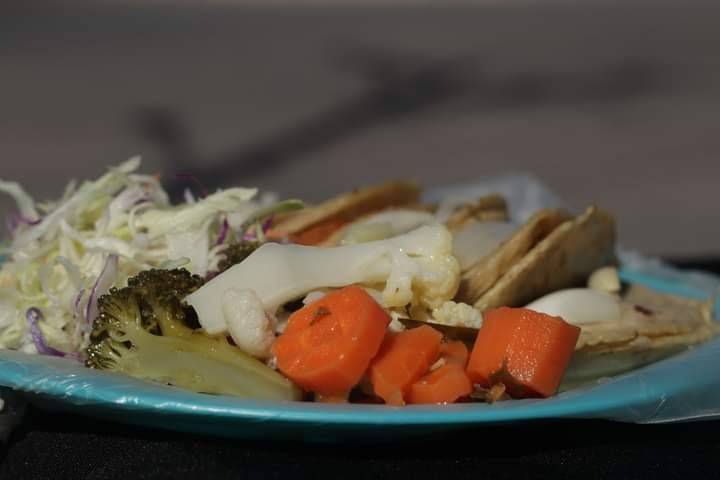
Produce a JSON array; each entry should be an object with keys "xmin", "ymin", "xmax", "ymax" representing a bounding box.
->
[
  {"xmin": 524, "ymin": 288, "xmax": 622, "ymax": 326},
  {"xmin": 439, "ymin": 340, "xmax": 469, "ymax": 366},
  {"xmin": 368, "ymin": 325, "xmax": 443, "ymax": 405},
  {"xmin": 466, "ymin": 307, "xmax": 580, "ymax": 398},
  {"xmin": 272, "ymin": 286, "xmax": 390, "ymax": 396},
  {"xmin": 86, "ymin": 268, "xmax": 300, "ymax": 400},
  {"xmin": 430, "ymin": 301, "xmax": 483, "ymax": 329},
  {"xmin": 222, "ymin": 288, "xmax": 276, "ymax": 359},
  {"xmin": 187, "ymin": 224, "xmax": 461, "ymax": 336},
  {"xmin": 406, "ymin": 340, "xmax": 472, "ymax": 404},
  {"xmin": 451, "ymin": 221, "xmax": 516, "ymax": 271},
  {"xmin": 216, "ymin": 241, "xmax": 260, "ymax": 273},
  {"xmin": 407, "ymin": 364, "xmax": 473, "ymax": 405}
]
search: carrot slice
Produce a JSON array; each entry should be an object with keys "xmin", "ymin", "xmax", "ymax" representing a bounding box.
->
[
  {"xmin": 439, "ymin": 340, "xmax": 469, "ymax": 367},
  {"xmin": 272, "ymin": 286, "xmax": 390, "ymax": 396},
  {"xmin": 291, "ymin": 219, "xmax": 347, "ymax": 246},
  {"xmin": 368, "ymin": 325, "xmax": 443, "ymax": 406},
  {"xmin": 466, "ymin": 307, "xmax": 581, "ymax": 398},
  {"xmin": 407, "ymin": 364, "xmax": 473, "ymax": 405}
]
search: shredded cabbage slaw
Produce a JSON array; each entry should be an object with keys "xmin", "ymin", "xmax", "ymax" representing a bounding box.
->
[{"xmin": 0, "ymin": 158, "xmax": 276, "ymax": 357}]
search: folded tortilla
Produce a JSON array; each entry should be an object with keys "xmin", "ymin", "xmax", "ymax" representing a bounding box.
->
[
  {"xmin": 577, "ymin": 284, "xmax": 717, "ymax": 353},
  {"xmin": 267, "ymin": 180, "xmax": 421, "ymax": 240},
  {"xmin": 456, "ymin": 208, "xmax": 571, "ymax": 304},
  {"xmin": 444, "ymin": 195, "xmax": 509, "ymax": 232},
  {"xmin": 560, "ymin": 285, "xmax": 718, "ymax": 390},
  {"xmin": 469, "ymin": 206, "xmax": 617, "ymax": 312}
]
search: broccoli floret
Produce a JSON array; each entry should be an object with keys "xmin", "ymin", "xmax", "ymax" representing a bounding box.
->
[
  {"xmin": 217, "ymin": 241, "xmax": 260, "ymax": 273},
  {"xmin": 85, "ymin": 268, "xmax": 300, "ymax": 401}
]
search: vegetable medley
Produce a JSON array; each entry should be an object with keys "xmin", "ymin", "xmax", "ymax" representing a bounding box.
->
[{"xmin": 0, "ymin": 160, "xmax": 716, "ymax": 405}]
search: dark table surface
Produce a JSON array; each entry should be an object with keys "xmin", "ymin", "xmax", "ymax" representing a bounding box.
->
[{"xmin": 2, "ymin": 259, "xmax": 719, "ymax": 480}]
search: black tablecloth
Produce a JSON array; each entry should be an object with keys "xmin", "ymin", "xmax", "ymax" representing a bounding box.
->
[{"xmin": 2, "ymin": 259, "xmax": 720, "ymax": 480}]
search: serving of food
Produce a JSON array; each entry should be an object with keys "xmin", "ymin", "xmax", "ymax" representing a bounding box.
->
[{"xmin": 0, "ymin": 158, "xmax": 717, "ymax": 410}]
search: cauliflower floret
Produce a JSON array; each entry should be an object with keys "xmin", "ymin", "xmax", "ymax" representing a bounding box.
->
[
  {"xmin": 388, "ymin": 312, "xmax": 408, "ymax": 333},
  {"xmin": 431, "ymin": 301, "xmax": 483, "ymax": 329},
  {"xmin": 302, "ymin": 290, "xmax": 328, "ymax": 305},
  {"xmin": 187, "ymin": 224, "xmax": 461, "ymax": 335},
  {"xmin": 222, "ymin": 288, "xmax": 276, "ymax": 359}
]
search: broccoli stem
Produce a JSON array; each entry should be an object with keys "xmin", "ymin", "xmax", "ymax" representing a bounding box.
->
[{"xmin": 112, "ymin": 319, "xmax": 301, "ymax": 401}]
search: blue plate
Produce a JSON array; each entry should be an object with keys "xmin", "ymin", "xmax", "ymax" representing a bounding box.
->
[{"xmin": 1, "ymin": 267, "xmax": 719, "ymax": 441}]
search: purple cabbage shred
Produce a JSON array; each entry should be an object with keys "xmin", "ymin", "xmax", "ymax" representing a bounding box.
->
[
  {"xmin": 26, "ymin": 307, "xmax": 66, "ymax": 357},
  {"xmin": 215, "ymin": 218, "xmax": 230, "ymax": 246}
]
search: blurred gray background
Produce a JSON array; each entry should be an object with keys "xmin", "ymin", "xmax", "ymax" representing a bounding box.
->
[{"xmin": 1, "ymin": 1, "xmax": 718, "ymax": 257}]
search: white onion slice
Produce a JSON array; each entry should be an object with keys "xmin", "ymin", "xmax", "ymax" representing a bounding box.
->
[
  {"xmin": 525, "ymin": 288, "xmax": 622, "ymax": 326},
  {"xmin": 452, "ymin": 221, "xmax": 516, "ymax": 270}
]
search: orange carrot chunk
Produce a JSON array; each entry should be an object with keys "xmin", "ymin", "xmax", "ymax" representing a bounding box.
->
[
  {"xmin": 439, "ymin": 340, "xmax": 469, "ymax": 367},
  {"xmin": 466, "ymin": 307, "xmax": 581, "ymax": 398},
  {"xmin": 272, "ymin": 286, "xmax": 390, "ymax": 396},
  {"xmin": 368, "ymin": 325, "xmax": 443, "ymax": 406},
  {"xmin": 407, "ymin": 364, "xmax": 473, "ymax": 405}
]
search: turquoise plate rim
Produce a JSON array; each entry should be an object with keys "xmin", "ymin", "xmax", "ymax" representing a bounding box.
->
[{"xmin": 1, "ymin": 266, "xmax": 719, "ymax": 435}]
